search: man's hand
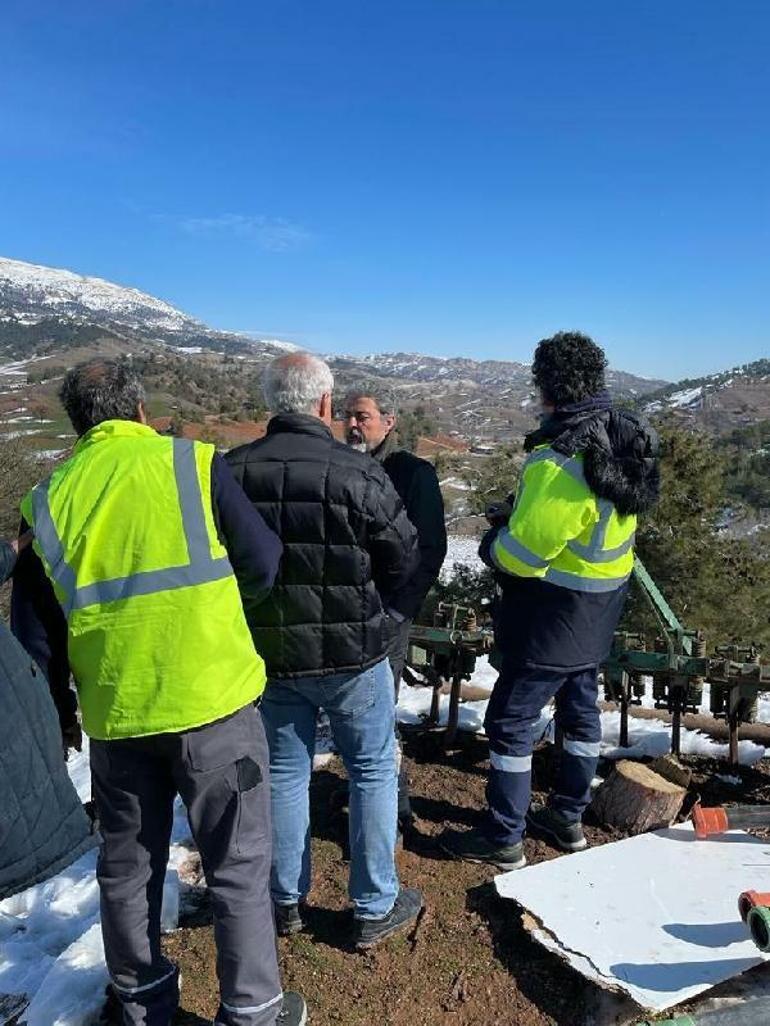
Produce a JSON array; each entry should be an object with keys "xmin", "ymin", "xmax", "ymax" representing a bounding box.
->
[
  {"xmin": 62, "ymin": 721, "xmax": 83, "ymax": 760},
  {"xmin": 485, "ymin": 501, "xmax": 512, "ymax": 528},
  {"xmin": 12, "ymin": 530, "xmax": 33, "ymax": 554}
]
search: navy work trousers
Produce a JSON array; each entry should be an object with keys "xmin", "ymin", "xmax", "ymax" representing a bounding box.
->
[{"xmin": 483, "ymin": 662, "xmax": 602, "ymax": 845}]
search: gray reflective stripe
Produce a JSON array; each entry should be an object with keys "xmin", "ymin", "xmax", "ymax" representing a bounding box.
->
[
  {"xmin": 31, "ymin": 479, "xmax": 77, "ymax": 615},
  {"xmin": 72, "ymin": 557, "xmax": 232, "ymax": 610},
  {"xmin": 495, "ymin": 529, "xmax": 549, "ymax": 569},
  {"xmin": 525, "ymin": 448, "xmax": 587, "ymax": 488},
  {"xmin": 220, "ymin": 993, "xmax": 283, "ymax": 1016},
  {"xmin": 563, "ymin": 738, "xmax": 602, "ymax": 758},
  {"xmin": 567, "ymin": 498, "xmax": 635, "ymax": 564},
  {"xmin": 33, "ymin": 438, "xmax": 232, "ymax": 614},
  {"xmin": 490, "ymin": 751, "xmax": 532, "ymax": 773},
  {"xmin": 544, "ymin": 567, "xmax": 630, "ymax": 593},
  {"xmin": 174, "ymin": 437, "xmax": 212, "ymax": 563},
  {"xmin": 112, "ymin": 965, "xmax": 178, "ymax": 996},
  {"xmin": 576, "ymin": 533, "xmax": 636, "ymax": 563}
]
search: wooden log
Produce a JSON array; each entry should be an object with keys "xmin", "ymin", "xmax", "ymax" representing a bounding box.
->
[
  {"xmin": 590, "ymin": 760, "xmax": 687, "ymax": 834},
  {"xmin": 599, "ymin": 701, "xmax": 770, "ymax": 746},
  {"xmin": 651, "ymin": 754, "xmax": 693, "ymax": 790}
]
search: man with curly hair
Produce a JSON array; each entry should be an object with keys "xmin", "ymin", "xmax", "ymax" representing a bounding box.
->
[{"xmin": 441, "ymin": 332, "xmax": 660, "ymax": 869}]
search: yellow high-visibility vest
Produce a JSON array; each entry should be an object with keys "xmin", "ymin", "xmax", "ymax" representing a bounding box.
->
[
  {"xmin": 491, "ymin": 445, "xmax": 636, "ymax": 592},
  {"xmin": 21, "ymin": 420, "xmax": 266, "ymax": 740}
]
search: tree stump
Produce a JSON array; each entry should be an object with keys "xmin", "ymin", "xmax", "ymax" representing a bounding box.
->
[{"xmin": 590, "ymin": 760, "xmax": 687, "ymax": 834}]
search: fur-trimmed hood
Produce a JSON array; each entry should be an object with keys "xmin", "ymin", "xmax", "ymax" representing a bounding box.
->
[{"xmin": 525, "ymin": 407, "xmax": 660, "ymax": 517}]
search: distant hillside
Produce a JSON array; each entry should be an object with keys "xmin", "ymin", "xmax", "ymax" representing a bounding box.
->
[
  {"xmin": 0, "ymin": 254, "xmax": 668, "ymax": 447},
  {"xmin": 642, "ymin": 358, "xmax": 770, "ymax": 433}
]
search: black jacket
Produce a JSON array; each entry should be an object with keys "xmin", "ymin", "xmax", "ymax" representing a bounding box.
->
[
  {"xmin": 375, "ymin": 444, "xmax": 447, "ymax": 620},
  {"xmin": 12, "ymin": 454, "xmax": 282, "ymax": 730},
  {"xmin": 226, "ymin": 414, "xmax": 419, "ymax": 679},
  {"xmin": 484, "ymin": 406, "xmax": 659, "ymax": 671},
  {"xmin": 0, "ymin": 541, "xmax": 95, "ymax": 900}
]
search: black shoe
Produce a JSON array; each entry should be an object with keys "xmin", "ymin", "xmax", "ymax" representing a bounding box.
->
[
  {"xmin": 526, "ymin": 803, "xmax": 587, "ymax": 852},
  {"xmin": 439, "ymin": 828, "xmax": 526, "ymax": 871},
  {"xmin": 276, "ymin": 990, "xmax": 308, "ymax": 1025},
  {"xmin": 274, "ymin": 902, "xmax": 304, "ymax": 937},
  {"xmin": 353, "ymin": 887, "xmax": 423, "ymax": 950}
]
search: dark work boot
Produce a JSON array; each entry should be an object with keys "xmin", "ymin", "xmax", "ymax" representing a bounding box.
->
[
  {"xmin": 276, "ymin": 991, "xmax": 308, "ymax": 1025},
  {"xmin": 527, "ymin": 802, "xmax": 588, "ymax": 852},
  {"xmin": 439, "ymin": 827, "xmax": 526, "ymax": 871},
  {"xmin": 353, "ymin": 887, "xmax": 423, "ymax": 950},
  {"xmin": 274, "ymin": 902, "xmax": 304, "ymax": 937}
]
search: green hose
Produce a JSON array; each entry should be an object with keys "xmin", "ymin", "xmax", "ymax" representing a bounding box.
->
[{"xmin": 748, "ymin": 905, "xmax": 770, "ymax": 952}]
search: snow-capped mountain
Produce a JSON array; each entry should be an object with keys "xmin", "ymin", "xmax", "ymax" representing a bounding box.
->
[
  {"xmin": 0, "ymin": 255, "xmax": 295, "ymax": 357},
  {"xmin": 329, "ymin": 350, "xmax": 661, "ymax": 396},
  {"xmin": 0, "ymin": 254, "xmax": 670, "ymax": 446}
]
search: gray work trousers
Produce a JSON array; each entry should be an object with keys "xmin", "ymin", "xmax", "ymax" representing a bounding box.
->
[{"xmin": 90, "ymin": 702, "xmax": 282, "ymax": 1026}]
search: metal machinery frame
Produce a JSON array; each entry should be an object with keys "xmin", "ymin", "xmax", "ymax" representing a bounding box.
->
[{"xmin": 406, "ymin": 559, "xmax": 768, "ymax": 763}]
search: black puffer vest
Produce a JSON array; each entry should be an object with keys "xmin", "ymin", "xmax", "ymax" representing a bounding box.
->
[{"xmin": 226, "ymin": 415, "xmax": 418, "ymax": 679}]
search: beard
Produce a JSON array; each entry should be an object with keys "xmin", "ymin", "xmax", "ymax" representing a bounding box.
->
[{"xmin": 346, "ymin": 427, "xmax": 368, "ymax": 452}]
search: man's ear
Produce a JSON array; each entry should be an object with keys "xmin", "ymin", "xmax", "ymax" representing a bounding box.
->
[
  {"xmin": 384, "ymin": 413, "xmax": 396, "ymax": 433},
  {"xmin": 136, "ymin": 402, "xmax": 148, "ymax": 425},
  {"xmin": 318, "ymin": 392, "xmax": 333, "ymax": 426}
]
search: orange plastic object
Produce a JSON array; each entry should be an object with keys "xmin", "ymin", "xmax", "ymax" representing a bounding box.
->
[
  {"xmin": 692, "ymin": 804, "xmax": 729, "ymax": 839},
  {"xmin": 738, "ymin": 890, "xmax": 770, "ymax": 922}
]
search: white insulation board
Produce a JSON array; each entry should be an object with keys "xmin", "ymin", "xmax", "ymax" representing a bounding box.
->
[{"xmin": 495, "ymin": 823, "xmax": 770, "ymax": 1011}]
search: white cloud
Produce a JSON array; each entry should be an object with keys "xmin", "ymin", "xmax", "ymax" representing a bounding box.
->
[{"xmin": 176, "ymin": 213, "xmax": 311, "ymax": 252}]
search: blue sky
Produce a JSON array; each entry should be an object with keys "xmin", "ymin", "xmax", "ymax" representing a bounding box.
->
[{"xmin": 1, "ymin": 1, "xmax": 767, "ymax": 380}]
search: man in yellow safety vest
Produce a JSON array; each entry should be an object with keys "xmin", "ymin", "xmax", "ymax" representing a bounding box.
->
[
  {"xmin": 441, "ymin": 332, "xmax": 659, "ymax": 870},
  {"xmin": 12, "ymin": 359, "xmax": 306, "ymax": 1026}
]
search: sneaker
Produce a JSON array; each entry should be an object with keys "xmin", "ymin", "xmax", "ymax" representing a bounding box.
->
[
  {"xmin": 438, "ymin": 828, "xmax": 526, "ymax": 871},
  {"xmin": 353, "ymin": 887, "xmax": 423, "ymax": 950},
  {"xmin": 276, "ymin": 991, "xmax": 308, "ymax": 1025},
  {"xmin": 526, "ymin": 803, "xmax": 588, "ymax": 852},
  {"xmin": 274, "ymin": 902, "xmax": 304, "ymax": 937}
]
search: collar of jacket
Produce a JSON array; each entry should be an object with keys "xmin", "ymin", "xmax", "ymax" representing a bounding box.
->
[
  {"xmin": 370, "ymin": 428, "xmax": 401, "ymax": 464},
  {"xmin": 266, "ymin": 412, "xmax": 333, "ymax": 440},
  {"xmin": 74, "ymin": 419, "xmax": 158, "ymax": 454}
]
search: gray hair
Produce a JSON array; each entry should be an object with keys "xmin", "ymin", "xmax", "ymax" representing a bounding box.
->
[
  {"xmin": 60, "ymin": 359, "xmax": 146, "ymax": 436},
  {"xmin": 343, "ymin": 382, "xmax": 398, "ymax": 418},
  {"xmin": 264, "ymin": 352, "xmax": 334, "ymax": 414}
]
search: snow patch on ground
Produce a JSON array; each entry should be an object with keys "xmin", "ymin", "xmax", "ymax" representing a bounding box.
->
[
  {"xmin": 442, "ymin": 535, "xmax": 484, "ymax": 578},
  {"xmin": 0, "ymin": 739, "xmax": 190, "ymax": 1025}
]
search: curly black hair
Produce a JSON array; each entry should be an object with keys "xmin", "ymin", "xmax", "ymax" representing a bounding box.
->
[{"xmin": 531, "ymin": 331, "xmax": 607, "ymax": 408}]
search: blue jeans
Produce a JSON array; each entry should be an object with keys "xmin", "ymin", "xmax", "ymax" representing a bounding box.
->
[
  {"xmin": 483, "ymin": 661, "xmax": 602, "ymax": 845},
  {"xmin": 260, "ymin": 658, "xmax": 399, "ymax": 919}
]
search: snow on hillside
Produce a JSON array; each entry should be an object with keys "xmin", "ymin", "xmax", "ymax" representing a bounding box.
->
[{"xmin": 0, "ymin": 256, "xmax": 195, "ymax": 335}]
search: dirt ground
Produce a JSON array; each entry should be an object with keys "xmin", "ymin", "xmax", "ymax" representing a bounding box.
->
[{"xmin": 164, "ymin": 731, "xmax": 770, "ymax": 1026}]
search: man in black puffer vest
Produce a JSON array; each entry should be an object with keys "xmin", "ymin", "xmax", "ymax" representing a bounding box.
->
[
  {"xmin": 344, "ymin": 386, "xmax": 447, "ymax": 826},
  {"xmin": 226, "ymin": 353, "xmax": 423, "ymax": 951}
]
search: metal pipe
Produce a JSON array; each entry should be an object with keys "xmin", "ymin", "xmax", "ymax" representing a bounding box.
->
[{"xmin": 693, "ymin": 803, "xmax": 770, "ymax": 839}]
